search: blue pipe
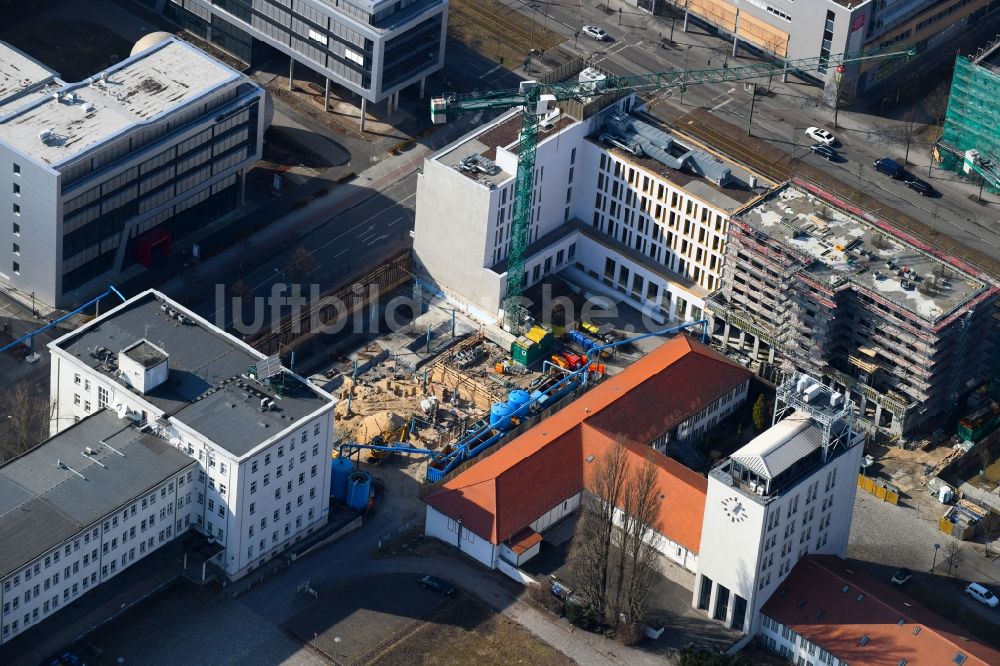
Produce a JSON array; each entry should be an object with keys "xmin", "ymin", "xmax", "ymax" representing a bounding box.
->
[
  {"xmin": 337, "ymin": 442, "xmax": 438, "ymax": 459},
  {"xmin": 108, "ymin": 285, "xmax": 127, "ymax": 303},
  {"xmin": 0, "ymin": 287, "xmax": 125, "ymax": 355}
]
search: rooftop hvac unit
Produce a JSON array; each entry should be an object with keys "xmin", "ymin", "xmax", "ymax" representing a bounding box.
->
[
  {"xmin": 830, "ymin": 391, "xmax": 843, "ymax": 407},
  {"xmin": 38, "ymin": 128, "xmax": 55, "ymax": 144},
  {"xmin": 796, "ymin": 375, "xmax": 810, "ymax": 393},
  {"xmin": 84, "ymin": 446, "xmax": 95, "ymax": 455},
  {"xmin": 803, "ymin": 383, "xmax": 822, "ymax": 403},
  {"xmin": 755, "ymin": 484, "xmax": 766, "ymax": 495}
]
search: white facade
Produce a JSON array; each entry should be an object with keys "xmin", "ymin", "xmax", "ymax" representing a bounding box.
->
[
  {"xmin": 653, "ymin": 378, "xmax": 750, "ymax": 453},
  {"xmin": 693, "ymin": 380, "xmax": 864, "ymax": 638},
  {"xmin": 424, "ymin": 506, "xmax": 498, "ymax": 568},
  {"xmin": 49, "ymin": 291, "xmax": 337, "ymax": 581},
  {"xmin": 0, "ymin": 37, "xmax": 265, "ymax": 307},
  {"xmin": 414, "ymin": 94, "xmax": 767, "ymax": 326},
  {"xmin": 0, "ymin": 405, "xmax": 199, "ymax": 650},
  {"xmin": 758, "ymin": 614, "xmax": 847, "ymax": 666}
]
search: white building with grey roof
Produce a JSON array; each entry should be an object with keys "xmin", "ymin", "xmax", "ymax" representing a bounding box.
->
[
  {"xmin": 0, "ymin": 36, "xmax": 265, "ymax": 309},
  {"xmin": 413, "ymin": 84, "xmax": 773, "ymax": 326},
  {"xmin": 47, "ymin": 289, "xmax": 337, "ymax": 583},
  {"xmin": 0, "ymin": 409, "xmax": 198, "ymax": 647}
]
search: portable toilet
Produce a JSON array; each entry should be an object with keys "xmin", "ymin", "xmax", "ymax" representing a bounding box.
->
[{"xmin": 938, "ymin": 485, "xmax": 953, "ymax": 504}]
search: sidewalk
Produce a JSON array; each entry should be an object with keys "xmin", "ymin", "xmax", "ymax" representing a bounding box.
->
[{"xmin": 0, "ymin": 537, "xmax": 195, "ymax": 666}]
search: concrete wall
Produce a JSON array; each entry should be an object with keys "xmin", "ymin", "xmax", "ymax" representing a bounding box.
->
[
  {"xmin": 0, "ymin": 144, "xmax": 60, "ymax": 305},
  {"xmin": 413, "ymin": 158, "xmax": 503, "ymax": 317}
]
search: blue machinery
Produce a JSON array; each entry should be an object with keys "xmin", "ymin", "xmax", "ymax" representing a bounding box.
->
[
  {"xmin": 0, "ymin": 286, "xmax": 127, "ymax": 355},
  {"xmin": 336, "ymin": 320, "xmax": 709, "ymax": 483}
]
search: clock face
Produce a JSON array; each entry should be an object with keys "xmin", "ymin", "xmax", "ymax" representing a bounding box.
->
[{"xmin": 721, "ymin": 496, "xmax": 748, "ymax": 523}]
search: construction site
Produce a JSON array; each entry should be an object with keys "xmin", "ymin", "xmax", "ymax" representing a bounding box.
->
[
  {"xmin": 305, "ymin": 287, "xmax": 709, "ymax": 488},
  {"xmin": 937, "ymin": 36, "xmax": 1000, "ymax": 194},
  {"xmin": 707, "ymin": 180, "xmax": 999, "ymax": 439}
]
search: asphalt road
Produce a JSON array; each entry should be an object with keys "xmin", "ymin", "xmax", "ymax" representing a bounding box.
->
[
  {"xmin": 195, "ymin": 171, "xmax": 418, "ymax": 330},
  {"xmin": 503, "ymin": 0, "xmax": 1000, "ymax": 265}
]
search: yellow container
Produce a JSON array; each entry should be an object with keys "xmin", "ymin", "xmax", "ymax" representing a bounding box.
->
[{"xmin": 526, "ymin": 326, "xmax": 549, "ymax": 344}]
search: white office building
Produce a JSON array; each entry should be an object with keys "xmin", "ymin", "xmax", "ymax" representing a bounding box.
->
[
  {"xmin": 149, "ymin": 0, "xmax": 447, "ymax": 108},
  {"xmin": 0, "ymin": 410, "xmax": 199, "ymax": 646},
  {"xmin": 693, "ymin": 373, "xmax": 864, "ymax": 642},
  {"xmin": 47, "ymin": 290, "xmax": 337, "ymax": 582},
  {"xmin": 0, "ymin": 37, "xmax": 265, "ymax": 308},
  {"xmin": 414, "ymin": 81, "xmax": 771, "ymax": 327}
]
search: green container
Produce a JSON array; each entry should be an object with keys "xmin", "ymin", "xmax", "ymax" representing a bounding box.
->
[{"xmin": 512, "ymin": 336, "xmax": 543, "ymax": 366}]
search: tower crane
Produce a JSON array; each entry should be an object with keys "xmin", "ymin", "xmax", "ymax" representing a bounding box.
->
[{"xmin": 431, "ymin": 47, "xmax": 915, "ymax": 332}]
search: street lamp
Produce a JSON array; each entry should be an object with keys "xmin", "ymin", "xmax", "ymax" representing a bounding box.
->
[
  {"xmin": 456, "ymin": 515, "xmax": 464, "ymax": 554},
  {"xmin": 931, "ymin": 543, "xmax": 941, "ymax": 573}
]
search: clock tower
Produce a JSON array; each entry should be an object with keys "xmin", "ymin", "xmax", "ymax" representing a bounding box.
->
[{"xmin": 692, "ymin": 373, "xmax": 864, "ymax": 643}]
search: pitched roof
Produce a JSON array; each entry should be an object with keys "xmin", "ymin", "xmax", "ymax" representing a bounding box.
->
[
  {"xmin": 425, "ymin": 336, "xmax": 751, "ymax": 552},
  {"xmin": 730, "ymin": 412, "xmax": 821, "ymax": 479},
  {"xmin": 762, "ymin": 555, "xmax": 1000, "ymax": 666}
]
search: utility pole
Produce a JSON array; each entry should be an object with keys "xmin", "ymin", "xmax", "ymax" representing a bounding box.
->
[{"xmin": 747, "ymin": 83, "xmax": 757, "ymax": 136}]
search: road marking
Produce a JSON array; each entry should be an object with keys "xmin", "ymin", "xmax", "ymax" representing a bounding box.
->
[
  {"xmin": 366, "ymin": 235, "xmax": 387, "ymax": 247},
  {"xmin": 388, "ymin": 217, "xmax": 403, "ymax": 227},
  {"xmin": 335, "ymin": 248, "xmax": 348, "ymax": 257},
  {"xmin": 710, "ymin": 98, "xmax": 733, "ymax": 112}
]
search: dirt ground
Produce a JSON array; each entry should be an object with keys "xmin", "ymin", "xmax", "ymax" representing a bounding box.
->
[{"xmin": 369, "ymin": 592, "xmax": 573, "ymax": 666}]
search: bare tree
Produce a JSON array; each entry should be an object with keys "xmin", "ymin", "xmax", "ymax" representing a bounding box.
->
[
  {"xmin": 897, "ymin": 111, "xmax": 925, "ymax": 166},
  {"xmin": 924, "ymin": 80, "xmax": 952, "ymax": 127},
  {"xmin": 572, "ymin": 443, "xmax": 629, "ymax": 623},
  {"xmin": 283, "ymin": 245, "xmax": 319, "ymax": 284},
  {"xmin": 942, "ymin": 540, "xmax": 962, "ymax": 577},
  {"xmin": 571, "ymin": 443, "xmax": 663, "ymax": 635},
  {"xmin": 0, "ymin": 382, "xmax": 51, "ymax": 463}
]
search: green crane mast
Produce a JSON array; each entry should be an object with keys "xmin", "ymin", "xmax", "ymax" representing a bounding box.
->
[{"xmin": 431, "ymin": 47, "xmax": 915, "ymax": 332}]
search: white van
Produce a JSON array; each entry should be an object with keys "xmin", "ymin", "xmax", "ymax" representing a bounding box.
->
[{"xmin": 964, "ymin": 582, "xmax": 999, "ymax": 608}]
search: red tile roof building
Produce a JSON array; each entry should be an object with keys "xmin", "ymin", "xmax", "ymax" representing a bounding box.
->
[
  {"xmin": 423, "ymin": 335, "xmax": 752, "ymax": 571},
  {"xmin": 760, "ymin": 555, "xmax": 1000, "ymax": 666}
]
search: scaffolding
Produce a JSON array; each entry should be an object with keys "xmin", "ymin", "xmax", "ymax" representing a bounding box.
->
[{"xmin": 939, "ymin": 38, "xmax": 1000, "ymax": 192}]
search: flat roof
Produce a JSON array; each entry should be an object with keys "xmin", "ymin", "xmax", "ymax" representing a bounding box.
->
[
  {"xmin": 0, "ymin": 38, "xmax": 240, "ymax": 167},
  {"xmin": 0, "ymin": 410, "xmax": 194, "ymax": 579},
  {"xmin": 434, "ymin": 111, "xmax": 575, "ymax": 188},
  {"xmin": 123, "ymin": 339, "xmax": 168, "ymax": 369},
  {"xmin": 593, "ymin": 113, "xmax": 767, "ymax": 212},
  {"xmin": 52, "ymin": 291, "xmax": 333, "ymax": 458},
  {"xmin": 0, "ymin": 41, "xmax": 58, "ymax": 107},
  {"xmin": 739, "ymin": 184, "xmax": 986, "ymax": 322}
]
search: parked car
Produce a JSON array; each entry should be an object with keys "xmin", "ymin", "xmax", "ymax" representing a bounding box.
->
[
  {"xmin": 581, "ymin": 25, "xmax": 609, "ymax": 41},
  {"xmin": 965, "ymin": 582, "xmax": 999, "ymax": 608},
  {"xmin": 873, "ymin": 157, "xmax": 904, "ymax": 179},
  {"xmin": 810, "ymin": 144, "xmax": 838, "ymax": 161},
  {"xmin": 904, "ymin": 175, "xmax": 935, "ymax": 196},
  {"xmin": 418, "ymin": 575, "xmax": 455, "ymax": 595},
  {"xmin": 890, "ymin": 568, "xmax": 912, "ymax": 586},
  {"xmin": 805, "ymin": 127, "xmax": 836, "ymax": 146}
]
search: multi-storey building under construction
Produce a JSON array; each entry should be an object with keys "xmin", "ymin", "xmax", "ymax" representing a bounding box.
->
[{"xmin": 707, "ymin": 181, "xmax": 998, "ymax": 437}]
